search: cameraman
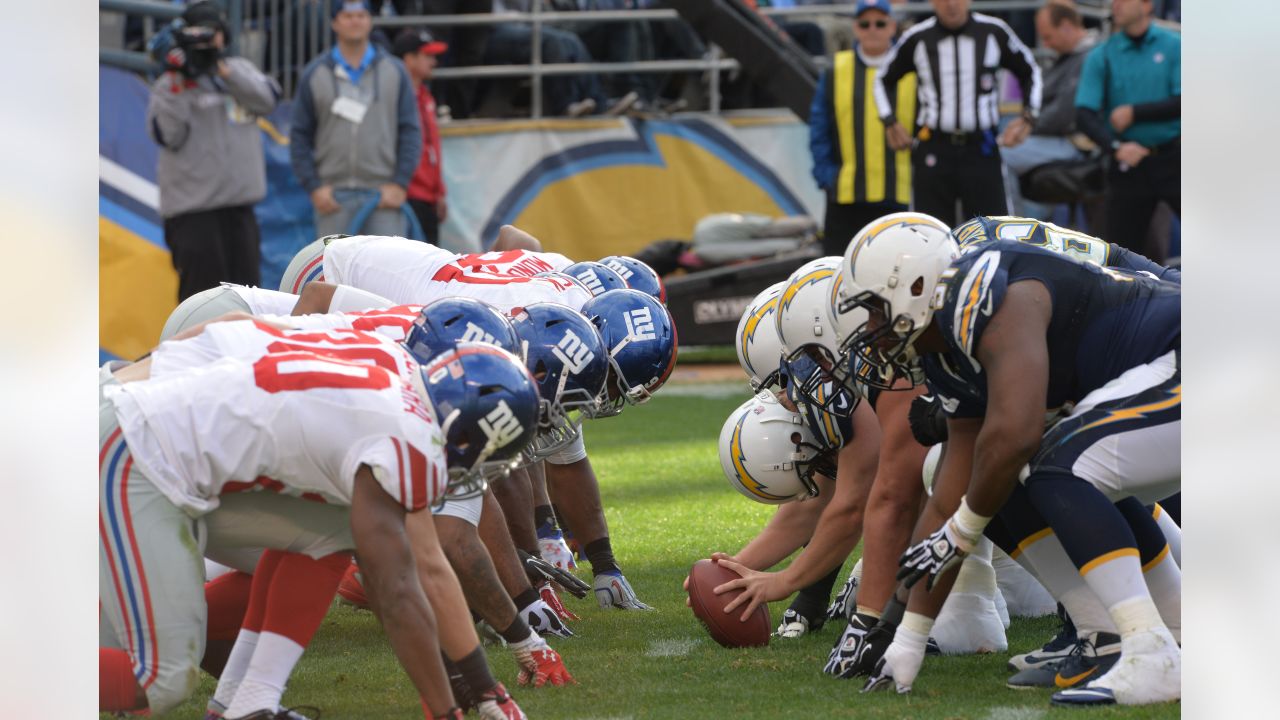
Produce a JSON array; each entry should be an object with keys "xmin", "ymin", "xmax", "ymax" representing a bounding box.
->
[{"xmin": 146, "ymin": 1, "xmax": 280, "ymax": 302}]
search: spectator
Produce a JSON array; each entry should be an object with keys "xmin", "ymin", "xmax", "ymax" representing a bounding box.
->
[
  {"xmin": 1075, "ymin": 0, "xmax": 1180, "ymax": 262},
  {"xmin": 557, "ymin": 1, "xmax": 653, "ymax": 108},
  {"xmin": 290, "ymin": 1, "xmax": 421, "ymax": 238},
  {"xmin": 1000, "ymin": 1, "xmax": 1096, "ymax": 217},
  {"xmin": 875, "ymin": 0, "xmax": 1042, "ymax": 225},
  {"xmin": 485, "ymin": 0, "xmax": 622, "ymax": 117},
  {"xmin": 147, "ymin": 1, "xmax": 281, "ymax": 302},
  {"xmin": 393, "ymin": 28, "xmax": 450, "ymax": 244},
  {"xmin": 809, "ymin": 0, "xmax": 916, "ymax": 254}
]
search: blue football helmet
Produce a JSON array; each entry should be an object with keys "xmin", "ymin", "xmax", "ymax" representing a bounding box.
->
[
  {"xmin": 581, "ymin": 289, "xmax": 677, "ymax": 417},
  {"xmin": 403, "ymin": 297, "xmax": 520, "ymax": 366},
  {"xmin": 510, "ymin": 303, "xmax": 610, "ymax": 459},
  {"xmin": 598, "ymin": 255, "xmax": 666, "ymax": 304},
  {"xmin": 534, "ymin": 270, "xmax": 592, "ymax": 295},
  {"xmin": 562, "ymin": 261, "xmax": 628, "ymax": 297},
  {"xmin": 778, "ymin": 354, "xmax": 855, "ymax": 453},
  {"xmin": 419, "ymin": 343, "xmax": 541, "ymax": 499}
]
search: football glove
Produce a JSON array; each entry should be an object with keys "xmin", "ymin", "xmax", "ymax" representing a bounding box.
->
[
  {"xmin": 537, "ymin": 528, "xmax": 578, "ymax": 571},
  {"xmin": 474, "ymin": 682, "xmax": 527, "ymax": 720},
  {"xmin": 906, "ymin": 394, "xmax": 948, "ymax": 447},
  {"xmin": 538, "ymin": 581, "xmax": 580, "ymax": 622},
  {"xmin": 518, "ymin": 548, "xmax": 590, "ymax": 599},
  {"xmin": 897, "ymin": 522, "xmax": 970, "ymax": 592},
  {"xmin": 825, "ymin": 572, "xmax": 860, "ymax": 624},
  {"xmin": 824, "ymin": 612, "xmax": 894, "ymax": 679},
  {"xmin": 509, "ymin": 634, "xmax": 576, "ymax": 688},
  {"xmin": 520, "ymin": 596, "xmax": 575, "ymax": 638},
  {"xmin": 593, "ymin": 570, "xmax": 653, "ymax": 611},
  {"xmin": 861, "ymin": 627, "xmax": 926, "ymax": 695}
]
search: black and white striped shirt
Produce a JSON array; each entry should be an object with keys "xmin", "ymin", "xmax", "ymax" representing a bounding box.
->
[{"xmin": 874, "ymin": 13, "xmax": 1041, "ymax": 134}]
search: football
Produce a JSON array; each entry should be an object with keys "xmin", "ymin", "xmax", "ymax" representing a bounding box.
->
[{"xmin": 687, "ymin": 559, "xmax": 770, "ymax": 648}]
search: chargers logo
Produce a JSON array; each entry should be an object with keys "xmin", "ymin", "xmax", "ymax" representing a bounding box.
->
[
  {"xmin": 552, "ymin": 330, "xmax": 595, "ymax": 374},
  {"xmin": 623, "ymin": 307, "xmax": 657, "ymax": 342},
  {"xmin": 478, "ymin": 400, "xmax": 526, "ymax": 450}
]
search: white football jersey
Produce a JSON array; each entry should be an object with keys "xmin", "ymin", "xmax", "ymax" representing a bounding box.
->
[
  {"xmin": 222, "ymin": 284, "xmax": 301, "ymax": 316},
  {"xmin": 323, "ymin": 236, "xmax": 590, "ymax": 312},
  {"xmin": 151, "ymin": 319, "xmax": 423, "ymax": 387},
  {"xmin": 105, "ymin": 353, "xmax": 447, "ymax": 517},
  {"xmin": 261, "ymin": 305, "xmax": 426, "ymax": 343}
]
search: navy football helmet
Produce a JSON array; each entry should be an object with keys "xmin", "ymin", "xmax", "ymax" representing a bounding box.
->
[
  {"xmin": 778, "ymin": 354, "xmax": 855, "ymax": 453},
  {"xmin": 598, "ymin": 255, "xmax": 666, "ymax": 304},
  {"xmin": 419, "ymin": 343, "xmax": 541, "ymax": 499},
  {"xmin": 581, "ymin": 289, "xmax": 677, "ymax": 417},
  {"xmin": 510, "ymin": 302, "xmax": 610, "ymax": 459},
  {"xmin": 403, "ymin": 297, "xmax": 520, "ymax": 365},
  {"xmin": 563, "ymin": 261, "xmax": 628, "ymax": 297}
]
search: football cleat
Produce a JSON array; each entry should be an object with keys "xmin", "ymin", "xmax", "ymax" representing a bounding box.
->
[
  {"xmin": 474, "ymin": 683, "xmax": 528, "ymax": 720},
  {"xmin": 510, "ymin": 633, "xmax": 577, "ymax": 688},
  {"xmin": 774, "ymin": 608, "xmax": 821, "ymax": 639},
  {"xmin": 1007, "ymin": 604, "xmax": 1077, "ymax": 671},
  {"xmin": 336, "ymin": 563, "xmax": 369, "ymax": 610},
  {"xmin": 1006, "ymin": 632, "xmax": 1120, "ymax": 690},
  {"xmin": 223, "ymin": 707, "xmax": 320, "ymax": 720},
  {"xmin": 593, "ymin": 570, "xmax": 653, "ymax": 611},
  {"xmin": 1052, "ymin": 627, "xmax": 1181, "ymax": 706}
]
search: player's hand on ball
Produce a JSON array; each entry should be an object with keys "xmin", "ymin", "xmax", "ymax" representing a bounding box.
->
[{"xmin": 711, "ymin": 556, "xmax": 786, "ymax": 623}]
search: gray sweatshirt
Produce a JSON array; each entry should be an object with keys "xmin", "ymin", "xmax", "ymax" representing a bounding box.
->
[{"xmin": 146, "ymin": 57, "xmax": 281, "ymax": 219}]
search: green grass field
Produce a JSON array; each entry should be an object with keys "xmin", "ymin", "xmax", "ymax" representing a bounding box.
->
[{"xmin": 150, "ymin": 384, "xmax": 1179, "ymax": 719}]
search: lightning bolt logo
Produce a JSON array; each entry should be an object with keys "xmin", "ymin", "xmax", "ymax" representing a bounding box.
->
[
  {"xmin": 779, "ymin": 267, "xmax": 835, "ymax": 315},
  {"xmin": 739, "ymin": 295, "xmax": 780, "ymax": 376},
  {"xmin": 1071, "ymin": 384, "xmax": 1182, "ymax": 437},
  {"xmin": 730, "ymin": 412, "xmax": 790, "ymax": 502}
]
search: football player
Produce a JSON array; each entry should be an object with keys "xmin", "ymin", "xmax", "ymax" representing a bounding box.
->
[
  {"xmin": 838, "ymin": 218, "xmax": 1180, "ymax": 706},
  {"xmin": 99, "ymin": 329, "xmax": 531, "ymax": 717}
]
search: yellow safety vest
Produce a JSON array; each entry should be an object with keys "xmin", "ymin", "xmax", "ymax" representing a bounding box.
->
[{"xmin": 833, "ymin": 49, "xmax": 916, "ymax": 205}]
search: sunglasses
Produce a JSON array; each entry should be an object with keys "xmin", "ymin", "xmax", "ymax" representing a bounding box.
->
[{"xmin": 858, "ymin": 19, "xmax": 889, "ymax": 29}]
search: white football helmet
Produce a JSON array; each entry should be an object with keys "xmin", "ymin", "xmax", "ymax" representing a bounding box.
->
[
  {"xmin": 735, "ymin": 281, "xmax": 788, "ymax": 391},
  {"xmin": 835, "ymin": 212, "xmax": 957, "ymax": 388},
  {"xmin": 774, "ymin": 257, "xmax": 858, "ymax": 415},
  {"xmin": 718, "ymin": 392, "xmax": 836, "ymax": 505}
]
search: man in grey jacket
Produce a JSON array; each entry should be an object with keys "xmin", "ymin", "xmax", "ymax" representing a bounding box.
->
[
  {"xmin": 999, "ymin": 1, "xmax": 1096, "ymax": 215},
  {"xmin": 147, "ymin": 1, "xmax": 280, "ymax": 302},
  {"xmin": 290, "ymin": 0, "xmax": 421, "ymax": 239}
]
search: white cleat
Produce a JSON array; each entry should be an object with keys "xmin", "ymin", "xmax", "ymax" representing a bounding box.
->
[{"xmin": 1052, "ymin": 627, "xmax": 1181, "ymax": 706}]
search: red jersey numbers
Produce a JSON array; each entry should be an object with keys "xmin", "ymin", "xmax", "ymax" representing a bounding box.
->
[{"xmin": 253, "ymin": 352, "xmax": 394, "ymax": 393}]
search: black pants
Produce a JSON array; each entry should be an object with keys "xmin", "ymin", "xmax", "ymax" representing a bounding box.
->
[
  {"xmin": 409, "ymin": 199, "xmax": 441, "ymax": 246},
  {"xmin": 163, "ymin": 204, "xmax": 260, "ymax": 302},
  {"xmin": 911, "ymin": 136, "xmax": 1009, "ymax": 226},
  {"xmin": 821, "ymin": 197, "xmax": 908, "ymax": 257},
  {"xmin": 1105, "ymin": 143, "xmax": 1180, "ymax": 264}
]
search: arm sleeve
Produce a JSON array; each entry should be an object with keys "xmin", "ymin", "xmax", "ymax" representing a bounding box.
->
[
  {"xmin": 391, "ymin": 64, "xmax": 423, "ymax": 189},
  {"xmin": 808, "ymin": 69, "xmax": 839, "ymax": 190},
  {"xmin": 289, "ymin": 66, "xmax": 321, "ymax": 193},
  {"xmin": 997, "ymin": 21, "xmax": 1042, "ymax": 116},
  {"xmin": 146, "ymin": 74, "xmax": 193, "ymax": 151},
  {"xmin": 221, "ymin": 57, "xmax": 281, "ymax": 117},
  {"xmin": 1075, "ymin": 106, "xmax": 1115, "ymax": 148},
  {"xmin": 1131, "ymin": 95, "xmax": 1180, "ymax": 122},
  {"xmin": 873, "ymin": 35, "xmax": 915, "ymax": 122}
]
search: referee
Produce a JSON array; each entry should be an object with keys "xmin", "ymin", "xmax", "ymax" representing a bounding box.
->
[
  {"xmin": 808, "ymin": 0, "xmax": 917, "ymax": 255},
  {"xmin": 873, "ymin": 0, "xmax": 1042, "ymax": 225}
]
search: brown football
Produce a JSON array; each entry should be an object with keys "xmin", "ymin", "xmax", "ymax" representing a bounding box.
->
[{"xmin": 687, "ymin": 559, "xmax": 770, "ymax": 648}]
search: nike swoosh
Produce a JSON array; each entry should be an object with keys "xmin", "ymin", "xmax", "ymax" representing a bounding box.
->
[
  {"xmin": 980, "ymin": 291, "xmax": 994, "ymax": 317},
  {"xmin": 1055, "ymin": 666, "xmax": 1098, "ymax": 688}
]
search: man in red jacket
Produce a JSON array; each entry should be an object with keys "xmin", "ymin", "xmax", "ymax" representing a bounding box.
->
[{"xmin": 394, "ymin": 28, "xmax": 449, "ymax": 245}]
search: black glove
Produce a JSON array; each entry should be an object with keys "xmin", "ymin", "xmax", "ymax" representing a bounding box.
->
[
  {"xmin": 907, "ymin": 394, "xmax": 948, "ymax": 446},
  {"xmin": 517, "ymin": 548, "xmax": 591, "ymax": 599}
]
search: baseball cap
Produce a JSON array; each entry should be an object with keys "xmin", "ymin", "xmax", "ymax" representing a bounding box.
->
[
  {"xmin": 332, "ymin": 0, "xmax": 372, "ymax": 17},
  {"xmin": 392, "ymin": 28, "xmax": 449, "ymax": 58},
  {"xmin": 183, "ymin": 0, "xmax": 229, "ymax": 35},
  {"xmin": 854, "ymin": 0, "xmax": 893, "ymax": 16}
]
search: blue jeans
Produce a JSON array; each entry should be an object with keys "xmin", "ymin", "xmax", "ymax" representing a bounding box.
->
[
  {"xmin": 999, "ymin": 135, "xmax": 1084, "ymax": 219},
  {"xmin": 484, "ymin": 23, "xmax": 606, "ymax": 115}
]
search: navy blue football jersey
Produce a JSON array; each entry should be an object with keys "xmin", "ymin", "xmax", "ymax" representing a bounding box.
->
[
  {"xmin": 952, "ymin": 216, "xmax": 1181, "ymax": 284},
  {"xmin": 923, "ymin": 241, "xmax": 1180, "ymax": 419}
]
